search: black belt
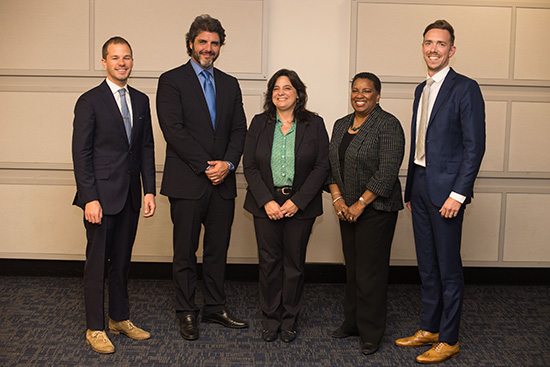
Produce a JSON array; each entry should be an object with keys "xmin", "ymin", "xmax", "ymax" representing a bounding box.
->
[{"xmin": 275, "ymin": 186, "xmax": 294, "ymax": 196}]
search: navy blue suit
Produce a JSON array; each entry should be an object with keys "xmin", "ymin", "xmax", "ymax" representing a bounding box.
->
[
  {"xmin": 404, "ymin": 68, "xmax": 485, "ymax": 343},
  {"xmin": 72, "ymin": 81, "xmax": 156, "ymax": 330}
]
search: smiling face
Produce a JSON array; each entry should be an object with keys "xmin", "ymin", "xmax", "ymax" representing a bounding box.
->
[
  {"xmin": 422, "ymin": 28, "xmax": 456, "ymax": 76},
  {"xmin": 272, "ymin": 76, "xmax": 298, "ymax": 113},
  {"xmin": 190, "ymin": 31, "xmax": 221, "ymax": 69},
  {"xmin": 102, "ymin": 43, "xmax": 133, "ymax": 87},
  {"xmin": 350, "ymin": 78, "xmax": 380, "ymax": 118}
]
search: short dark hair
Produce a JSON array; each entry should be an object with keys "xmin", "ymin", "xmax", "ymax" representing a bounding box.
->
[
  {"xmin": 263, "ymin": 69, "xmax": 316, "ymax": 124},
  {"xmin": 102, "ymin": 36, "xmax": 132, "ymax": 59},
  {"xmin": 186, "ymin": 14, "xmax": 226, "ymax": 56},
  {"xmin": 423, "ymin": 19, "xmax": 455, "ymax": 46},
  {"xmin": 351, "ymin": 72, "xmax": 381, "ymax": 94}
]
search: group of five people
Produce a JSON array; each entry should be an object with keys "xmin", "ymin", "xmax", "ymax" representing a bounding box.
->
[{"xmin": 72, "ymin": 14, "xmax": 485, "ymax": 364}]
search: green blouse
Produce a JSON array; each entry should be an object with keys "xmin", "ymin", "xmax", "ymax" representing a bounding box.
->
[{"xmin": 271, "ymin": 114, "xmax": 296, "ymax": 187}]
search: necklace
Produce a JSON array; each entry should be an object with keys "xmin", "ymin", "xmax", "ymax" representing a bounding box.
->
[{"xmin": 350, "ymin": 115, "xmax": 367, "ymax": 131}]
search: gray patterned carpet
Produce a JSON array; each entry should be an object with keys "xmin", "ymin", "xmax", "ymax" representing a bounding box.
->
[{"xmin": 1, "ymin": 276, "xmax": 549, "ymax": 366}]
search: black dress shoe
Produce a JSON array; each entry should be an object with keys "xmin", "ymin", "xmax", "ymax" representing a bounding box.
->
[
  {"xmin": 180, "ymin": 314, "xmax": 199, "ymax": 340},
  {"xmin": 280, "ymin": 330, "xmax": 296, "ymax": 343},
  {"xmin": 262, "ymin": 330, "xmax": 278, "ymax": 342},
  {"xmin": 201, "ymin": 308, "xmax": 249, "ymax": 329},
  {"xmin": 361, "ymin": 342, "xmax": 379, "ymax": 355},
  {"xmin": 331, "ymin": 325, "xmax": 359, "ymax": 338}
]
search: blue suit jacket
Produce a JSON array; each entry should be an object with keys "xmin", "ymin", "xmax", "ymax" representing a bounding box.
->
[
  {"xmin": 72, "ymin": 81, "xmax": 156, "ymax": 215},
  {"xmin": 404, "ymin": 68, "xmax": 485, "ymax": 207}
]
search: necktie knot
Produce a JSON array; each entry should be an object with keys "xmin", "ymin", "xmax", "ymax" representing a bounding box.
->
[
  {"xmin": 426, "ymin": 78, "xmax": 435, "ymax": 87},
  {"xmin": 119, "ymin": 88, "xmax": 126, "ymax": 97}
]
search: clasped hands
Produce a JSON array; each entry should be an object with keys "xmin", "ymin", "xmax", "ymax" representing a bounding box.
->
[
  {"xmin": 334, "ymin": 198, "xmax": 365, "ymax": 223},
  {"xmin": 205, "ymin": 160, "xmax": 230, "ymax": 186},
  {"xmin": 264, "ymin": 199, "xmax": 298, "ymax": 220}
]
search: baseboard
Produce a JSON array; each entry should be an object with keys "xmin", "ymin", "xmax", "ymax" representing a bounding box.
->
[{"xmin": 1, "ymin": 259, "xmax": 549, "ymax": 285}]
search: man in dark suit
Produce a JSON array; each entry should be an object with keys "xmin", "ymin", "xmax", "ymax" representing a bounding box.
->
[
  {"xmin": 72, "ymin": 37, "xmax": 156, "ymax": 354},
  {"xmin": 396, "ymin": 20, "xmax": 485, "ymax": 364},
  {"xmin": 156, "ymin": 14, "xmax": 248, "ymax": 341}
]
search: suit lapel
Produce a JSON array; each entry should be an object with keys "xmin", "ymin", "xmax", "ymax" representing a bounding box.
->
[
  {"xmin": 184, "ymin": 62, "xmax": 214, "ymax": 130},
  {"xmin": 128, "ymin": 86, "xmax": 141, "ymax": 146},
  {"xmin": 213, "ymin": 68, "xmax": 223, "ymax": 132},
  {"xmin": 429, "ymin": 68, "xmax": 456, "ymax": 126}
]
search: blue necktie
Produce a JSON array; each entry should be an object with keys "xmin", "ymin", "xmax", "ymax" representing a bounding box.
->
[
  {"xmin": 119, "ymin": 88, "xmax": 131, "ymax": 143},
  {"xmin": 201, "ymin": 70, "xmax": 216, "ymax": 128}
]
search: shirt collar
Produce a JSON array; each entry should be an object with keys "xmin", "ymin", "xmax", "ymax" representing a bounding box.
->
[
  {"xmin": 428, "ymin": 65, "xmax": 450, "ymax": 84},
  {"xmin": 190, "ymin": 58, "xmax": 214, "ymax": 79},
  {"xmin": 105, "ymin": 78, "xmax": 128, "ymax": 95}
]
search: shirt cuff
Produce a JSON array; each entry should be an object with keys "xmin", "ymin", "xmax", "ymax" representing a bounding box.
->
[{"xmin": 449, "ymin": 191, "xmax": 466, "ymax": 204}]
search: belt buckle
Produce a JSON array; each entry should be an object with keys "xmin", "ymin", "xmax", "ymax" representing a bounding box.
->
[{"xmin": 281, "ymin": 187, "xmax": 292, "ymax": 195}]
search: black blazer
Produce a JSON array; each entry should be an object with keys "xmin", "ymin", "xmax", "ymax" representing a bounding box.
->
[
  {"xmin": 72, "ymin": 81, "xmax": 156, "ymax": 215},
  {"xmin": 243, "ymin": 113, "xmax": 329, "ymax": 219},
  {"xmin": 328, "ymin": 105, "xmax": 405, "ymax": 212},
  {"xmin": 156, "ymin": 61, "xmax": 247, "ymax": 200}
]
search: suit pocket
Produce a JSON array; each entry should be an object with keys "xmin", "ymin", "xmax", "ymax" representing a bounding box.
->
[
  {"xmin": 447, "ymin": 161, "xmax": 460, "ymax": 173},
  {"xmin": 94, "ymin": 169, "xmax": 109, "ymax": 179}
]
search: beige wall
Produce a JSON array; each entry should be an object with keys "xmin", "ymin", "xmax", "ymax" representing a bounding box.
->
[{"xmin": 1, "ymin": 0, "xmax": 549, "ymax": 267}]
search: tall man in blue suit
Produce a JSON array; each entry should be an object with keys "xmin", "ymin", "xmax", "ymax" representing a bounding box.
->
[
  {"xmin": 156, "ymin": 14, "xmax": 248, "ymax": 341},
  {"xmin": 395, "ymin": 20, "xmax": 485, "ymax": 364},
  {"xmin": 72, "ymin": 37, "xmax": 156, "ymax": 354}
]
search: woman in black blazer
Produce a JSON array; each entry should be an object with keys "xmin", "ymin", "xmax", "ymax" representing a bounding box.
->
[
  {"xmin": 243, "ymin": 69, "xmax": 329, "ymax": 343},
  {"xmin": 328, "ymin": 72, "xmax": 405, "ymax": 355}
]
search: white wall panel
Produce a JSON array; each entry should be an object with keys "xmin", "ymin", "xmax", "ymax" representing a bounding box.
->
[
  {"xmin": 0, "ymin": 0, "xmax": 89, "ymax": 70},
  {"xmin": 504, "ymin": 194, "xmax": 550, "ymax": 262},
  {"xmin": 509, "ymin": 102, "xmax": 550, "ymax": 173},
  {"xmin": 0, "ymin": 91, "xmax": 78, "ymax": 164},
  {"xmin": 355, "ymin": 3, "xmax": 512, "ymax": 80},
  {"xmin": 514, "ymin": 8, "xmax": 550, "ymax": 80},
  {"xmin": 94, "ymin": 0, "xmax": 264, "ymax": 76}
]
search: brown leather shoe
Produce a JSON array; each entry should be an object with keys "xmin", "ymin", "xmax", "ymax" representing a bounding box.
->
[
  {"xmin": 109, "ymin": 319, "xmax": 151, "ymax": 340},
  {"xmin": 86, "ymin": 330, "xmax": 115, "ymax": 354},
  {"xmin": 416, "ymin": 342, "xmax": 459, "ymax": 364},
  {"xmin": 395, "ymin": 330, "xmax": 439, "ymax": 347}
]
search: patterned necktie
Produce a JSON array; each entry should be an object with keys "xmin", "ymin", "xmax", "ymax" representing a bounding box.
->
[
  {"xmin": 415, "ymin": 78, "xmax": 435, "ymax": 161},
  {"xmin": 201, "ymin": 70, "xmax": 216, "ymax": 128},
  {"xmin": 118, "ymin": 88, "xmax": 131, "ymax": 143}
]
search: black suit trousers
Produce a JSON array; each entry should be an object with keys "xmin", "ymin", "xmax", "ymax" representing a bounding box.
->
[
  {"xmin": 339, "ymin": 206, "xmax": 397, "ymax": 345},
  {"xmin": 83, "ymin": 192, "xmax": 139, "ymax": 330},
  {"xmin": 169, "ymin": 185, "xmax": 235, "ymax": 319},
  {"xmin": 253, "ymin": 191, "xmax": 315, "ymax": 331}
]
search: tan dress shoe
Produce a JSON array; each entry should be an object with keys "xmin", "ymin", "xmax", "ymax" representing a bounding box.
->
[
  {"xmin": 109, "ymin": 319, "xmax": 151, "ymax": 340},
  {"xmin": 86, "ymin": 330, "xmax": 115, "ymax": 354},
  {"xmin": 395, "ymin": 330, "xmax": 439, "ymax": 347},
  {"xmin": 416, "ymin": 342, "xmax": 459, "ymax": 364}
]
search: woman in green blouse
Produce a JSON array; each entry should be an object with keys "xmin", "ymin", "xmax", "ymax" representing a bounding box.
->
[{"xmin": 243, "ymin": 69, "xmax": 329, "ymax": 343}]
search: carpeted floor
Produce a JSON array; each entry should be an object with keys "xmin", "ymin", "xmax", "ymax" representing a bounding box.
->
[{"xmin": 1, "ymin": 276, "xmax": 549, "ymax": 366}]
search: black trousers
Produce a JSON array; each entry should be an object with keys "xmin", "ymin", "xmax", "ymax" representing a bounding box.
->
[
  {"xmin": 83, "ymin": 192, "xmax": 139, "ymax": 330},
  {"xmin": 169, "ymin": 185, "xmax": 235, "ymax": 319},
  {"xmin": 339, "ymin": 206, "xmax": 398, "ymax": 345},
  {"xmin": 253, "ymin": 191, "xmax": 315, "ymax": 331}
]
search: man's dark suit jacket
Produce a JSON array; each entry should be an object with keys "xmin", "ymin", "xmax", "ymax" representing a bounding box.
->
[
  {"xmin": 156, "ymin": 61, "xmax": 247, "ymax": 200},
  {"xmin": 328, "ymin": 105, "xmax": 405, "ymax": 212},
  {"xmin": 243, "ymin": 113, "xmax": 329, "ymax": 219},
  {"xmin": 404, "ymin": 68, "xmax": 485, "ymax": 207},
  {"xmin": 72, "ymin": 81, "xmax": 156, "ymax": 214}
]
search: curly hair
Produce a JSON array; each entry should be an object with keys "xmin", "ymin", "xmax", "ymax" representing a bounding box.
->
[
  {"xmin": 185, "ymin": 14, "xmax": 226, "ymax": 56},
  {"xmin": 263, "ymin": 69, "xmax": 316, "ymax": 124}
]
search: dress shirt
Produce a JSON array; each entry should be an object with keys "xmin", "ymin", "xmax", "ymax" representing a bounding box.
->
[
  {"xmin": 105, "ymin": 78, "xmax": 133, "ymax": 127},
  {"xmin": 414, "ymin": 66, "xmax": 465, "ymax": 204},
  {"xmin": 190, "ymin": 59, "xmax": 235, "ymax": 171},
  {"xmin": 271, "ymin": 114, "xmax": 296, "ymax": 187}
]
